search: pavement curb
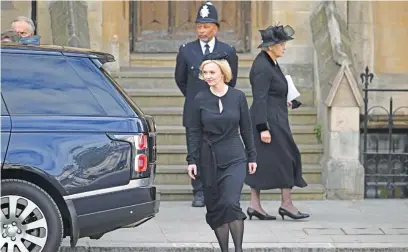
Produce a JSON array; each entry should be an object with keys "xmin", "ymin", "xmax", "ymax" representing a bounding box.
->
[{"xmin": 61, "ymin": 243, "xmax": 408, "ymax": 252}]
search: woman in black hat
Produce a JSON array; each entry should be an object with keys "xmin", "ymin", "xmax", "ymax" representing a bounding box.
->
[
  {"xmin": 186, "ymin": 51, "xmax": 257, "ymax": 252},
  {"xmin": 245, "ymin": 25, "xmax": 310, "ymax": 220}
]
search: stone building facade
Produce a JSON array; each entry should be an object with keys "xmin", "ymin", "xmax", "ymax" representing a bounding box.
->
[
  {"xmin": 3, "ymin": 1, "xmax": 407, "ymax": 98},
  {"xmin": 1, "ymin": 1, "xmax": 406, "ymax": 67}
]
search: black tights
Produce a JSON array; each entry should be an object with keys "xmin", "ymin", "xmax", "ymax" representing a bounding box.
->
[{"xmin": 214, "ymin": 220, "xmax": 244, "ymax": 252}]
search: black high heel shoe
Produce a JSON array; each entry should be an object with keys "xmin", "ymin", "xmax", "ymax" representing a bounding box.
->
[
  {"xmin": 278, "ymin": 207, "xmax": 310, "ymax": 220},
  {"xmin": 247, "ymin": 207, "xmax": 276, "ymax": 220}
]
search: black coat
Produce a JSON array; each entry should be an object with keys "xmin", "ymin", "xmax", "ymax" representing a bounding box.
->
[
  {"xmin": 175, "ymin": 39, "xmax": 238, "ymax": 127},
  {"xmin": 245, "ymin": 51, "xmax": 307, "ymax": 190}
]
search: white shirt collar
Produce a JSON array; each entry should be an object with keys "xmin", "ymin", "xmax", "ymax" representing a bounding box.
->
[{"xmin": 200, "ymin": 37, "xmax": 216, "ymax": 54}]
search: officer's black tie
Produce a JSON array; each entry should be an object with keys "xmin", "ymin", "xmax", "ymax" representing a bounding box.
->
[{"xmin": 204, "ymin": 43, "xmax": 210, "ymax": 55}]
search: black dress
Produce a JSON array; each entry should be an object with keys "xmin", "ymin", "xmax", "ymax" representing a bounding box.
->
[
  {"xmin": 186, "ymin": 87, "xmax": 257, "ymax": 230},
  {"xmin": 245, "ymin": 51, "xmax": 307, "ymax": 190}
]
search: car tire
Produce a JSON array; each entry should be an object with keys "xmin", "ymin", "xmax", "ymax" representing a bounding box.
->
[{"xmin": 1, "ymin": 179, "xmax": 64, "ymax": 252}]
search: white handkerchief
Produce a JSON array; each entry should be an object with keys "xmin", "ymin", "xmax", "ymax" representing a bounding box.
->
[{"xmin": 285, "ymin": 75, "xmax": 300, "ymax": 102}]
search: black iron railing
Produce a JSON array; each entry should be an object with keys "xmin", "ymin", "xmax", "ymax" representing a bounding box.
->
[{"xmin": 361, "ymin": 67, "xmax": 408, "ymax": 199}]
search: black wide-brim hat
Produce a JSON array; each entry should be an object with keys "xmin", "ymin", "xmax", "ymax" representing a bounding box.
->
[
  {"xmin": 195, "ymin": 1, "xmax": 220, "ymax": 27},
  {"xmin": 257, "ymin": 25, "xmax": 295, "ymax": 48}
]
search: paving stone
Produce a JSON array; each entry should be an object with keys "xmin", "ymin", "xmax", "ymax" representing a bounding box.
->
[
  {"xmin": 60, "ymin": 200, "xmax": 408, "ymax": 251},
  {"xmin": 341, "ymin": 227, "xmax": 385, "ymax": 235},
  {"xmin": 380, "ymin": 228, "xmax": 408, "ymax": 235},
  {"xmin": 330, "ymin": 235, "xmax": 408, "ymax": 243},
  {"xmin": 272, "ymin": 230, "xmax": 334, "ymax": 243},
  {"xmin": 304, "ymin": 228, "xmax": 345, "ymax": 235}
]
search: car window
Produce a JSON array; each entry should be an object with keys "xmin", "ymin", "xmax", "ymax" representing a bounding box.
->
[
  {"xmin": 67, "ymin": 57, "xmax": 132, "ymax": 117},
  {"xmin": 1, "ymin": 53, "xmax": 106, "ymax": 116},
  {"xmin": 98, "ymin": 65, "xmax": 144, "ymax": 117},
  {"xmin": 1, "ymin": 95, "xmax": 9, "ymax": 116}
]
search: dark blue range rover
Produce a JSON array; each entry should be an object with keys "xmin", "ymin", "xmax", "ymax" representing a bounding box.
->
[{"xmin": 1, "ymin": 44, "xmax": 159, "ymax": 252}]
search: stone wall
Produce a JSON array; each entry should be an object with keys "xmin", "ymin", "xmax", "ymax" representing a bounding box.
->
[
  {"xmin": 1, "ymin": 1, "xmax": 31, "ymax": 32},
  {"xmin": 347, "ymin": 1, "xmax": 408, "ymax": 117},
  {"xmin": 369, "ymin": 1, "xmax": 408, "ymax": 116},
  {"xmin": 373, "ymin": 2, "xmax": 408, "ymax": 74}
]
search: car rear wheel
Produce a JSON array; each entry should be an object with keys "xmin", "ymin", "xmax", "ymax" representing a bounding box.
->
[{"xmin": 1, "ymin": 179, "xmax": 63, "ymax": 252}]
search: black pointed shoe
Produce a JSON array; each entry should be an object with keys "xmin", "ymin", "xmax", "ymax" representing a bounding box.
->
[
  {"xmin": 247, "ymin": 207, "xmax": 276, "ymax": 220},
  {"xmin": 278, "ymin": 207, "xmax": 310, "ymax": 220}
]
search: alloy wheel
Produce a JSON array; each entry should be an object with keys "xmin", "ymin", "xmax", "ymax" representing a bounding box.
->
[{"xmin": 1, "ymin": 195, "xmax": 48, "ymax": 252}]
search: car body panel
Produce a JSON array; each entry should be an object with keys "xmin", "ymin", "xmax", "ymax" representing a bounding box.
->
[{"xmin": 0, "ymin": 44, "xmax": 159, "ymax": 248}]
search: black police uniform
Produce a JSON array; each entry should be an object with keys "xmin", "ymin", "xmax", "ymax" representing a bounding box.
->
[{"xmin": 174, "ymin": 2, "xmax": 239, "ymax": 206}]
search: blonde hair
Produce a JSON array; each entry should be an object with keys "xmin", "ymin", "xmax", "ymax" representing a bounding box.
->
[{"xmin": 199, "ymin": 59, "xmax": 233, "ymax": 83}]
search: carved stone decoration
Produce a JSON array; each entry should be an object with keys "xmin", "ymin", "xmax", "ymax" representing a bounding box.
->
[
  {"xmin": 310, "ymin": 1, "xmax": 365, "ymax": 200},
  {"xmin": 49, "ymin": 0, "xmax": 90, "ymax": 48}
]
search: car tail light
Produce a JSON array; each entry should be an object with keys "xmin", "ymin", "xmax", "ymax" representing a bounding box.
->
[
  {"xmin": 135, "ymin": 134, "xmax": 148, "ymax": 174},
  {"xmin": 107, "ymin": 133, "xmax": 152, "ymax": 179},
  {"xmin": 133, "ymin": 134, "xmax": 149, "ymax": 177},
  {"xmin": 137, "ymin": 154, "xmax": 148, "ymax": 172},
  {"xmin": 138, "ymin": 134, "xmax": 147, "ymax": 149}
]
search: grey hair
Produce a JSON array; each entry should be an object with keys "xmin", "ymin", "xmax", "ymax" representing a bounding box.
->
[{"xmin": 11, "ymin": 16, "xmax": 36, "ymax": 33}]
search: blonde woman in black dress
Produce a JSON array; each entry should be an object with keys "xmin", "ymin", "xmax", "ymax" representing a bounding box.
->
[{"xmin": 186, "ymin": 52, "xmax": 257, "ymax": 252}]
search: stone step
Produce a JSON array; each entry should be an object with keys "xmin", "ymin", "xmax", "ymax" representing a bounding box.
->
[
  {"xmin": 116, "ymin": 71, "xmax": 255, "ymax": 90},
  {"xmin": 113, "ymin": 65, "xmax": 315, "ymax": 102},
  {"xmin": 155, "ymin": 125, "xmax": 319, "ymax": 145},
  {"xmin": 157, "ymin": 184, "xmax": 326, "ymax": 201},
  {"xmin": 156, "ymin": 144, "xmax": 323, "ymax": 165},
  {"xmin": 155, "ymin": 164, "xmax": 322, "ymax": 185},
  {"xmin": 143, "ymin": 106, "xmax": 318, "ymax": 126},
  {"xmin": 130, "ymin": 53, "xmax": 256, "ymax": 68},
  {"xmin": 127, "ymin": 88, "xmax": 315, "ymax": 108}
]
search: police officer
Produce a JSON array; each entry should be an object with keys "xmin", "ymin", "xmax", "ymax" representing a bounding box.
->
[{"xmin": 175, "ymin": 1, "xmax": 238, "ymax": 207}]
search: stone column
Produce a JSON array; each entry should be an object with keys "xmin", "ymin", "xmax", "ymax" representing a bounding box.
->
[
  {"xmin": 249, "ymin": 1, "xmax": 272, "ymax": 55},
  {"xmin": 102, "ymin": 0, "xmax": 130, "ymax": 67},
  {"xmin": 347, "ymin": 1, "xmax": 375, "ymax": 74},
  {"xmin": 322, "ymin": 64, "xmax": 365, "ymax": 200},
  {"xmin": 87, "ymin": 0, "xmax": 103, "ymax": 51},
  {"xmin": 37, "ymin": 1, "xmax": 53, "ymax": 44}
]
